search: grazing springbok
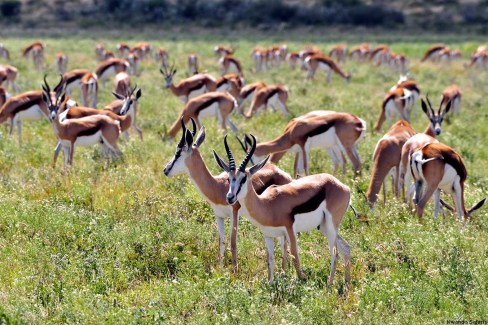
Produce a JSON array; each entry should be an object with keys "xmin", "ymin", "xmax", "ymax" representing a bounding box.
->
[
  {"xmin": 329, "ymin": 44, "xmax": 348, "ymax": 63},
  {"xmin": 95, "ymin": 58, "xmax": 130, "ymax": 88},
  {"xmin": 0, "ymin": 43, "xmax": 10, "ymax": 60},
  {"xmin": 164, "ymin": 118, "xmax": 292, "ymax": 270},
  {"xmin": 80, "ymin": 72, "xmax": 98, "ymax": 108},
  {"xmin": 219, "ymin": 55, "xmax": 243, "ymax": 77},
  {"xmin": 214, "ymin": 135, "xmax": 354, "ymax": 286},
  {"xmin": 366, "ymin": 120, "xmax": 416, "ymax": 208},
  {"xmin": 22, "ymin": 41, "xmax": 45, "ymax": 69},
  {"xmin": 54, "ymin": 52, "xmax": 68, "ymax": 74},
  {"xmin": 131, "ymin": 42, "xmax": 152, "ymax": 59},
  {"xmin": 214, "ymin": 45, "xmax": 236, "ymax": 58},
  {"xmin": 389, "ymin": 53, "xmax": 409, "ymax": 74},
  {"xmin": 127, "ymin": 52, "xmax": 140, "ymax": 76},
  {"xmin": 216, "ymin": 74, "xmax": 244, "ymax": 98},
  {"xmin": 420, "ymin": 44, "xmax": 446, "ymax": 63},
  {"xmin": 304, "ymin": 54, "xmax": 350, "ymax": 83},
  {"xmin": 95, "ymin": 43, "xmax": 105, "ymax": 61},
  {"xmin": 244, "ymin": 84, "xmax": 289, "ymax": 118},
  {"xmin": 410, "ymin": 142, "xmax": 485, "ymax": 220},
  {"xmin": 154, "ymin": 48, "xmax": 169, "ymax": 66},
  {"xmin": 286, "ymin": 51, "xmax": 300, "ymax": 69},
  {"xmin": 251, "ymin": 47, "xmax": 266, "ymax": 72},
  {"xmin": 160, "ymin": 63, "xmax": 217, "ymax": 103},
  {"xmin": 101, "ymin": 50, "xmax": 115, "ymax": 60},
  {"xmin": 0, "ymin": 64, "xmax": 21, "ymax": 93},
  {"xmin": 349, "ymin": 43, "xmax": 370, "ymax": 62},
  {"xmin": 374, "ymin": 86, "xmax": 415, "ymax": 131},
  {"xmin": 43, "ymin": 77, "xmax": 122, "ymax": 167},
  {"xmin": 188, "ymin": 53, "xmax": 199, "ymax": 75},
  {"xmin": 238, "ymin": 81, "xmax": 265, "ymax": 113},
  {"xmin": 399, "ymin": 97, "xmax": 451, "ymax": 206},
  {"xmin": 116, "ymin": 42, "xmax": 131, "ymax": 58},
  {"xmin": 390, "ymin": 75, "xmax": 421, "ymax": 116},
  {"xmin": 441, "ymin": 85, "xmax": 461, "ymax": 114},
  {"xmin": 465, "ymin": 46, "xmax": 487, "ymax": 70},
  {"xmin": 167, "ymin": 92, "xmax": 238, "ymax": 139},
  {"xmin": 369, "ymin": 45, "xmax": 390, "ymax": 66},
  {"xmin": 242, "ymin": 110, "xmax": 366, "ymax": 176},
  {"xmin": 113, "ymin": 72, "xmax": 131, "ymax": 98}
]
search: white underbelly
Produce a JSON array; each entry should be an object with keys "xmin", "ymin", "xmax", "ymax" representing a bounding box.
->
[
  {"xmin": 66, "ymin": 80, "xmax": 81, "ymax": 92},
  {"xmin": 73, "ymin": 131, "xmax": 102, "ymax": 147},
  {"xmin": 217, "ymin": 83, "xmax": 230, "ymax": 92},
  {"xmin": 188, "ymin": 86, "xmax": 206, "ymax": 99},
  {"xmin": 198, "ymin": 102, "xmax": 218, "ymax": 119},
  {"xmin": 16, "ymin": 105, "xmax": 44, "ymax": 121},
  {"xmin": 306, "ymin": 127, "xmax": 337, "ymax": 148},
  {"xmin": 438, "ymin": 164, "xmax": 458, "ymax": 194},
  {"xmin": 318, "ymin": 62, "xmax": 331, "ymax": 72},
  {"xmin": 209, "ymin": 202, "xmax": 232, "ymax": 218},
  {"xmin": 229, "ymin": 62, "xmax": 240, "ymax": 74},
  {"xmin": 293, "ymin": 201, "xmax": 326, "ymax": 232},
  {"xmin": 99, "ymin": 66, "xmax": 116, "ymax": 80}
]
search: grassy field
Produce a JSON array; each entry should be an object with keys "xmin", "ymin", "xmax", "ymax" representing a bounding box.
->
[{"xmin": 0, "ymin": 34, "xmax": 487, "ymax": 324}]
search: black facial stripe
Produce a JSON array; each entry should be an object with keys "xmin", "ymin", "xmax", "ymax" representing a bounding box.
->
[
  {"xmin": 235, "ymin": 175, "xmax": 247, "ymax": 198},
  {"xmin": 166, "ymin": 148, "xmax": 182, "ymax": 172}
]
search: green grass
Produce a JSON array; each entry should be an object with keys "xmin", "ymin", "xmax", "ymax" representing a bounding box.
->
[{"xmin": 0, "ymin": 34, "xmax": 487, "ymax": 324}]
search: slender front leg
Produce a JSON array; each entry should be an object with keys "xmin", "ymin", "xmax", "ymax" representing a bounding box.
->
[
  {"xmin": 68, "ymin": 142, "xmax": 75, "ymax": 166},
  {"xmin": 53, "ymin": 141, "xmax": 61, "ymax": 167},
  {"xmin": 433, "ymin": 189, "xmax": 441, "ymax": 219},
  {"xmin": 230, "ymin": 207, "xmax": 239, "ymax": 272},
  {"xmin": 216, "ymin": 216, "xmax": 226, "ymax": 267},
  {"xmin": 16, "ymin": 120, "xmax": 22, "ymax": 146},
  {"xmin": 278, "ymin": 236, "xmax": 288, "ymax": 272},
  {"xmin": 265, "ymin": 237, "xmax": 275, "ymax": 283},
  {"xmin": 286, "ymin": 227, "xmax": 306, "ymax": 280},
  {"xmin": 336, "ymin": 235, "xmax": 351, "ymax": 287}
]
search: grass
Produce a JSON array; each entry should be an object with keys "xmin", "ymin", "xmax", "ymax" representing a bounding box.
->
[{"xmin": 0, "ymin": 34, "xmax": 487, "ymax": 324}]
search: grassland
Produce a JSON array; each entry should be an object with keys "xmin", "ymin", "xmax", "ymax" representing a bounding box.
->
[{"xmin": 0, "ymin": 34, "xmax": 487, "ymax": 324}]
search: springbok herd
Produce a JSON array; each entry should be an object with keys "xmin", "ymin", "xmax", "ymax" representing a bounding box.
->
[{"xmin": 0, "ymin": 40, "xmax": 486, "ymax": 288}]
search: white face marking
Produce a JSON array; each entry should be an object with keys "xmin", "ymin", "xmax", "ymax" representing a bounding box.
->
[{"xmin": 163, "ymin": 146, "xmax": 188, "ymax": 177}]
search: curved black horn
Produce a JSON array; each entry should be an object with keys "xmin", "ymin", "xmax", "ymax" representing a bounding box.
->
[
  {"xmin": 43, "ymin": 74, "xmax": 51, "ymax": 93},
  {"xmin": 236, "ymin": 135, "xmax": 247, "ymax": 153},
  {"xmin": 54, "ymin": 74, "xmax": 64, "ymax": 97},
  {"xmin": 189, "ymin": 117, "xmax": 197, "ymax": 137},
  {"xmin": 224, "ymin": 135, "xmax": 236, "ymax": 171},
  {"xmin": 425, "ymin": 93, "xmax": 435, "ymax": 116},
  {"xmin": 178, "ymin": 117, "xmax": 187, "ymax": 147},
  {"xmin": 239, "ymin": 134, "xmax": 256, "ymax": 172}
]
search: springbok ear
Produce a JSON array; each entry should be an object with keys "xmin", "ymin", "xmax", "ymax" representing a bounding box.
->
[
  {"xmin": 213, "ymin": 150, "xmax": 230, "ymax": 172},
  {"xmin": 184, "ymin": 129, "xmax": 193, "ymax": 148},
  {"xmin": 112, "ymin": 92, "xmax": 125, "ymax": 100},
  {"xmin": 421, "ymin": 99, "xmax": 431, "ymax": 117},
  {"xmin": 135, "ymin": 88, "xmax": 142, "ymax": 100},
  {"xmin": 249, "ymin": 155, "xmax": 269, "ymax": 176},
  {"xmin": 443, "ymin": 100, "xmax": 451, "ymax": 115},
  {"xmin": 193, "ymin": 126, "xmax": 206, "ymax": 148}
]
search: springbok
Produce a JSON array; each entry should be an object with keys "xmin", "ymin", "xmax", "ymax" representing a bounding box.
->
[
  {"xmin": 304, "ymin": 54, "xmax": 350, "ymax": 83},
  {"xmin": 22, "ymin": 42, "xmax": 45, "ymax": 69},
  {"xmin": 80, "ymin": 73, "xmax": 98, "ymax": 108},
  {"xmin": 188, "ymin": 53, "xmax": 199, "ymax": 75},
  {"xmin": 62, "ymin": 69, "xmax": 90, "ymax": 96},
  {"xmin": 389, "ymin": 53, "xmax": 408, "ymax": 74},
  {"xmin": 441, "ymin": 85, "xmax": 461, "ymax": 114},
  {"xmin": 95, "ymin": 43, "xmax": 105, "ymax": 61},
  {"xmin": 160, "ymin": 63, "xmax": 217, "ymax": 103},
  {"xmin": 54, "ymin": 52, "xmax": 68, "ymax": 74},
  {"xmin": 131, "ymin": 42, "xmax": 152, "ymax": 59},
  {"xmin": 0, "ymin": 64, "xmax": 21, "ymax": 93},
  {"xmin": 369, "ymin": 45, "xmax": 390, "ymax": 65},
  {"xmin": 390, "ymin": 75, "xmax": 421, "ymax": 117},
  {"xmin": 216, "ymin": 74, "xmax": 244, "ymax": 98},
  {"xmin": 164, "ymin": 118, "xmax": 292, "ymax": 270},
  {"xmin": 399, "ymin": 97, "xmax": 451, "ymax": 205},
  {"xmin": 101, "ymin": 50, "xmax": 115, "ymax": 60},
  {"xmin": 244, "ymin": 84, "xmax": 289, "ymax": 118},
  {"xmin": 349, "ymin": 43, "xmax": 370, "ymax": 62},
  {"xmin": 0, "ymin": 44, "xmax": 10, "ymax": 60},
  {"xmin": 113, "ymin": 72, "xmax": 131, "ymax": 98},
  {"xmin": 154, "ymin": 48, "xmax": 169, "ymax": 66},
  {"xmin": 116, "ymin": 43, "xmax": 131, "ymax": 58},
  {"xmin": 167, "ymin": 92, "xmax": 237, "ymax": 139},
  {"xmin": 366, "ymin": 120, "xmax": 416, "ymax": 208},
  {"xmin": 43, "ymin": 77, "xmax": 122, "ymax": 167},
  {"xmin": 127, "ymin": 52, "xmax": 140, "ymax": 76},
  {"xmin": 465, "ymin": 46, "xmax": 487, "ymax": 70},
  {"xmin": 410, "ymin": 142, "xmax": 485, "ymax": 220},
  {"xmin": 374, "ymin": 86, "xmax": 415, "ymax": 131},
  {"xmin": 420, "ymin": 44, "xmax": 446, "ymax": 63},
  {"xmin": 214, "ymin": 135, "xmax": 354, "ymax": 286},
  {"xmin": 214, "ymin": 45, "xmax": 236, "ymax": 58},
  {"xmin": 329, "ymin": 44, "xmax": 347, "ymax": 63},
  {"xmin": 238, "ymin": 81, "xmax": 265, "ymax": 113},
  {"xmin": 219, "ymin": 55, "xmax": 243, "ymax": 77},
  {"xmin": 95, "ymin": 58, "xmax": 130, "ymax": 88},
  {"xmin": 242, "ymin": 110, "xmax": 366, "ymax": 176},
  {"xmin": 286, "ymin": 51, "xmax": 300, "ymax": 69}
]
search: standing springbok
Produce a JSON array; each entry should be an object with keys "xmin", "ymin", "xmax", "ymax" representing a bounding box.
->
[
  {"xmin": 244, "ymin": 84, "xmax": 289, "ymax": 118},
  {"xmin": 166, "ymin": 92, "xmax": 237, "ymax": 139},
  {"xmin": 113, "ymin": 72, "xmax": 131, "ymax": 98},
  {"xmin": 80, "ymin": 72, "xmax": 98, "ymax": 108},
  {"xmin": 116, "ymin": 43, "xmax": 131, "ymax": 58},
  {"xmin": 216, "ymin": 74, "xmax": 244, "ymax": 98},
  {"xmin": 366, "ymin": 120, "xmax": 416, "ymax": 208},
  {"xmin": 127, "ymin": 52, "xmax": 140, "ymax": 76},
  {"xmin": 465, "ymin": 47, "xmax": 487, "ymax": 70},
  {"xmin": 238, "ymin": 81, "xmax": 265, "ymax": 113},
  {"xmin": 0, "ymin": 64, "xmax": 21, "ymax": 93},
  {"xmin": 54, "ymin": 52, "xmax": 68, "ymax": 74},
  {"xmin": 42, "ymin": 77, "xmax": 122, "ymax": 167},
  {"xmin": 420, "ymin": 44, "xmax": 446, "ymax": 63},
  {"xmin": 95, "ymin": 58, "xmax": 130, "ymax": 88},
  {"xmin": 95, "ymin": 43, "xmax": 105, "ymax": 61},
  {"xmin": 369, "ymin": 45, "xmax": 390, "ymax": 65},
  {"xmin": 131, "ymin": 42, "xmax": 152, "ymax": 59},
  {"xmin": 219, "ymin": 55, "xmax": 243, "ymax": 77},
  {"xmin": 214, "ymin": 45, "xmax": 235, "ymax": 58},
  {"xmin": 399, "ymin": 97, "xmax": 451, "ymax": 206},
  {"xmin": 329, "ymin": 44, "xmax": 348, "ymax": 63},
  {"xmin": 304, "ymin": 54, "xmax": 350, "ymax": 83},
  {"xmin": 0, "ymin": 44, "xmax": 10, "ymax": 60},
  {"xmin": 160, "ymin": 63, "xmax": 217, "ymax": 103},
  {"xmin": 243, "ymin": 110, "xmax": 366, "ymax": 176},
  {"xmin": 286, "ymin": 51, "xmax": 300, "ymax": 69},
  {"xmin": 214, "ymin": 135, "xmax": 354, "ymax": 286},
  {"xmin": 188, "ymin": 53, "xmax": 199, "ymax": 75},
  {"xmin": 441, "ymin": 85, "xmax": 461, "ymax": 114},
  {"xmin": 154, "ymin": 48, "xmax": 169, "ymax": 66},
  {"xmin": 349, "ymin": 43, "xmax": 370, "ymax": 62},
  {"xmin": 22, "ymin": 42, "xmax": 45, "ymax": 69},
  {"xmin": 410, "ymin": 142, "xmax": 485, "ymax": 220},
  {"xmin": 164, "ymin": 118, "xmax": 292, "ymax": 270},
  {"xmin": 374, "ymin": 86, "xmax": 415, "ymax": 131}
]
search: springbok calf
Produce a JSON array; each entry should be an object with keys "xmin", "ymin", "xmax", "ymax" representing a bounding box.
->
[
  {"xmin": 441, "ymin": 85, "xmax": 461, "ymax": 114},
  {"xmin": 80, "ymin": 72, "xmax": 98, "ymax": 108},
  {"xmin": 160, "ymin": 63, "xmax": 217, "ymax": 103},
  {"xmin": 421, "ymin": 44, "xmax": 447, "ymax": 63},
  {"xmin": 127, "ymin": 52, "xmax": 140, "ymax": 76},
  {"xmin": 349, "ymin": 43, "xmax": 370, "ymax": 62},
  {"xmin": 238, "ymin": 81, "xmax": 265, "ymax": 113},
  {"xmin": 216, "ymin": 74, "xmax": 244, "ymax": 98},
  {"xmin": 22, "ymin": 42, "xmax": 45, "ymax": 69},
  {"xmin": 167, "ymin": 92, "xmax": 237, "ymax": 139},
  {"xmin": 188, "ymin": 53, "xmax": 199, "ymax": 75},
  {"xmin": 374, "ymin": 86, "xmax": 415, "ymax": 131},
  {"xmin": 95, "ymin": 43, "xmax": 105, "ymax": 61},
  {"xmin": 219, "ymin": 55, "xmax": 243, "ymax": 77},
  {"xmin": 243, "ymin": 110, "xmax": 366, "ymax": 176},
  {"xmin": 366, "ymin": 120, "xmax": 416, "ymax": 208},
  {"xmin": 244, "ymin": 84, "xmax": 289, "ymax": 118},
  {"xmin": 214, "ymin": 135, "xmax": 354, "ymax": 286},
  {"xmin": 410, "ymin": 142, "xmax": 485, "ymax": 220},
  {"xmin": 399, "ymin": 97, "xmax": 450, "ymax": 206},
  {"xmin": 116, "ymin": 43, "xmax": 131, "ymax": 58},
  {"xmin": 54, "ymin": 52, "xmax": 68, "ymax": 74},
  {"xmin": 95, "ymin": 58, "xmax": 130, "ymax": 88},
  {"xmin": 304, "ymin": 54, "xmax": 350, "ymax": 83},
  {"xmin": 164, "ymin": 119, "xmax": 292, "ymax": 270},
  {"xmin": 214, "ymin": 45, "xmax": 236, "ymax": 58},
  {"xmin": 0, "ymin": 43, "xmax": 10, "ymax": 60},
  {"xmin": 131, "ymin": 42, "xmax": 152, "ymax": 59},
  {"xmin": 329, "ymin": 44, "xmax": 347, "ymax": 63},
  {"xmin": 43, "ymin": 77, "xmax": 122, "ymax": 167},
  {"xmin": 0, "ymin": 64, "xmax": 21, "ymax": 93},
  {"xmin": 154, "ymin": 48, "xmax": 169, "ymax": 66}
]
